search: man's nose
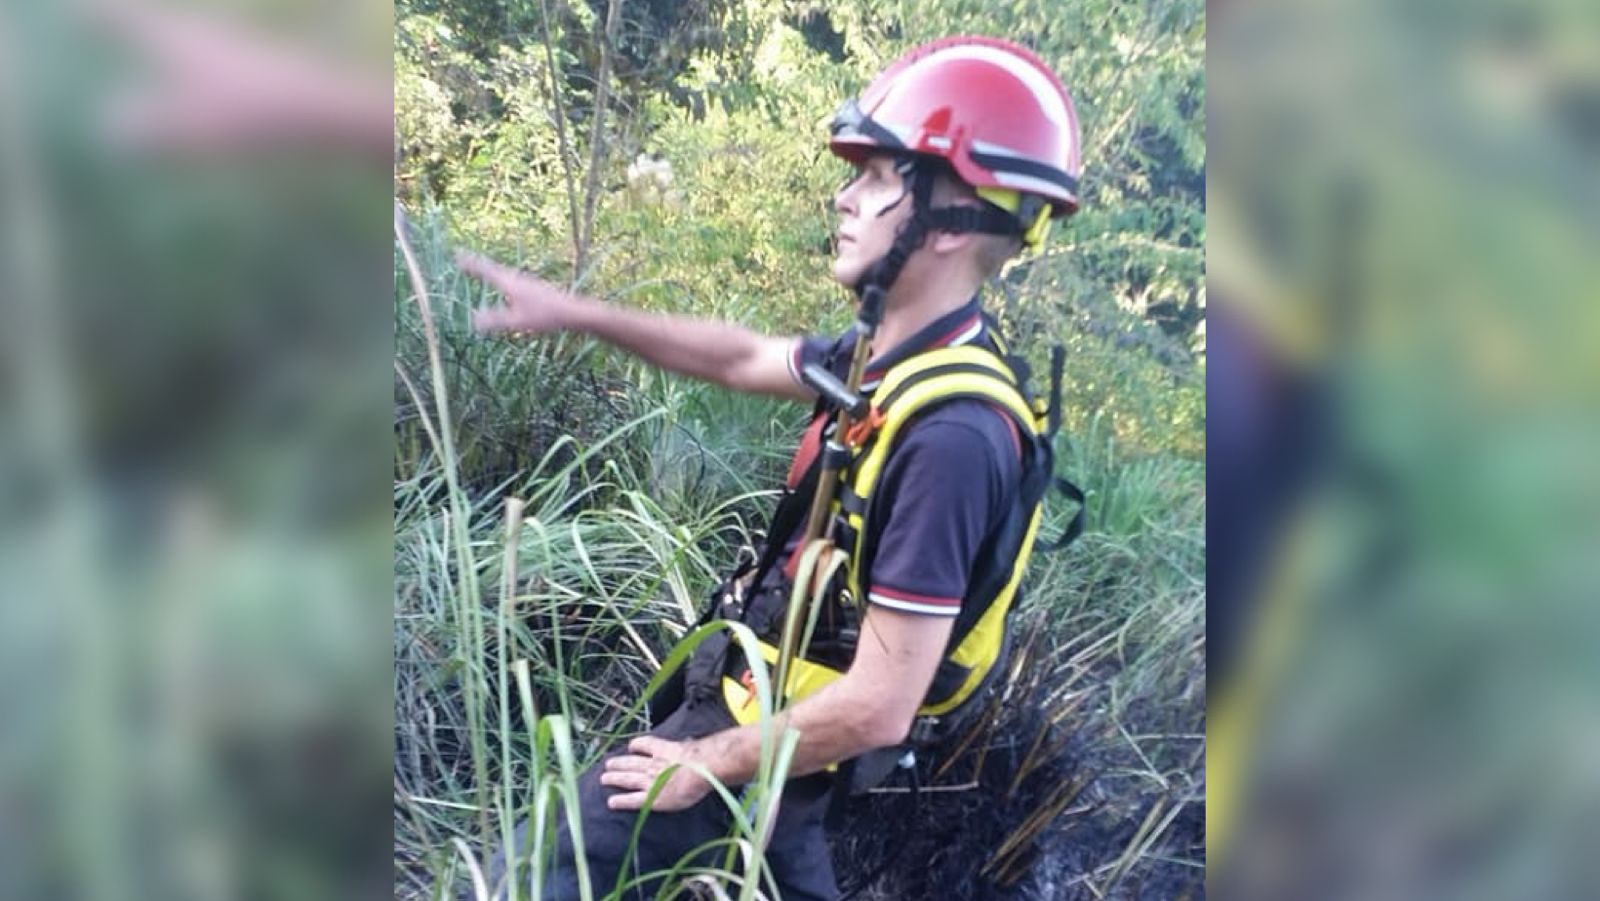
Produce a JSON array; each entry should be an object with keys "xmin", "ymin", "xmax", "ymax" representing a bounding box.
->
[{"xmin": 834, "ymin": 180, "xmax": 859, "ymax": 217}]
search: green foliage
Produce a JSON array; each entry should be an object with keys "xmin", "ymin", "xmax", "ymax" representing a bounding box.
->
[
  {"xmin": 395, "ymin": 196, "xmax": 1204, "ymax": 895},
  {"xmin": 393, "ymin": 0, "xmax": 1204, "ymax": 456},
  {"xmin": 394, "ymin": 1, "xmax": 1204, "ymax": 897}
]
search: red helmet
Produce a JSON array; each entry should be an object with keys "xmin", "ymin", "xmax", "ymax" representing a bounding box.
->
[{"xmin": 830, "ymin": 36, "xmax": 1082, "ymax": 222}]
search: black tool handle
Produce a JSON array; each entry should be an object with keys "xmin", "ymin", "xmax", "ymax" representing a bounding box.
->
[{"xmin": 802, "ymin": 362, "xmax": 869, "ymax": 418}]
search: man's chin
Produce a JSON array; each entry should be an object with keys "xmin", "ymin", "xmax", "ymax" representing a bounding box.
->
[{"xmin": 830, "ymin": 262, "xmax": 861, "ymax": 289}]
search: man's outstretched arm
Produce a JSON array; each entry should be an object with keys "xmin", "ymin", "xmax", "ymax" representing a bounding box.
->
[
  {"xmin": 599, "ymin": 605, "xmax": 954, "ymax": 811},
  {"xmin": 456, "ymin": 252, "xmax": 809, "ymax": 401}
]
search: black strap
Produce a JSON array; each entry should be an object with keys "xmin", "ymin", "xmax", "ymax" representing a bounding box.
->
[
  {"xmin": 1035, "ymin": 477, "xmax": 1086, "ymax": 552},
  {"xmin": 923, "ymin": 204, "xmax": 1024, "ymax": 238},
  {"xmin": 838, "ymin": 484, "xmax": 867, "ymax": 518},
  {"xmin": 853, "ymin": 158, "xmax": 937, "ymax": 302},
  {"xmin": 1046, "ymin": 344, "xmax": 1065, "ymax": 438},
  {"xmin": 746, "ymin": 458, "xmax": 820, "ymax": 592},
  {"xmin": 1003, "ymin": 352, "xmax": 1032, "ymax": 387}
]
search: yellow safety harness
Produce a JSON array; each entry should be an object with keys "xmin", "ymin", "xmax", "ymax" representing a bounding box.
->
[{"xmin": 718, "ymin": 343, "xmax": 1082, "ymax": 733}]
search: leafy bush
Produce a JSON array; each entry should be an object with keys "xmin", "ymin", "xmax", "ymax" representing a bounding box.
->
[{"xmin": 393, "ymin": 1, "xmax": 1204, "ymax": 897}]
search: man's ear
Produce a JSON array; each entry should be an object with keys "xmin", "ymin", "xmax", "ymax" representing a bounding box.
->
[{"xmin": 927, "ymin": 228, "xmax": 974, "ymax": 256}]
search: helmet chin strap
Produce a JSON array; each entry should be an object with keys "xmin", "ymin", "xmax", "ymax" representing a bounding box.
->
[
  {"xmin": 851, "ymin": 156, "xmax": 1027, "ymax": 311},
  {"xmin": 852, "ymin": 158, "xmax": 936, "ymax": 311}
]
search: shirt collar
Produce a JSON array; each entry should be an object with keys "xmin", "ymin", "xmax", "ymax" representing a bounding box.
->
[{"xmin": 860, "ymin": 295, "xmax": 986, "ymax": 391}]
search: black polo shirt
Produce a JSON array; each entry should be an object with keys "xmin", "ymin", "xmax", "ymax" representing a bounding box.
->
[{"xmin": 783, "ymin": 297, "xmax": 1023, "ymax": 617}]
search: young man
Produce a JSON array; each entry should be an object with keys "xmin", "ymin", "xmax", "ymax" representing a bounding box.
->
[{"xmin": 461, "ymin": 36, "xmax": 1081, "ymax": 901}]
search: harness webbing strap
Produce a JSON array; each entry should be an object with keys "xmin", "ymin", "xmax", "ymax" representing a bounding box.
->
[
  {"xmin": 1035, "ymin": 477, "xmax": 1086, "ymax": 552},
  {"xmin": 838, "ymin": 485, "xmax": 868, "ymax": 518},
  {"xmin": 747, "ymin": 454, "xmax": 821, "ymax": 593},
  {"xmin": 1047, "ymin": 344, "xmax": 1065, "ymax": 438},
  {"xmin": 706, "ymin": 341, "xmax": 1085, "ymax": 745},
  {"xmin": 839, "ymin": 347, "xmax": 1049, "ymax": 716},
  {"xmin": 870, "ymin": 360, "xmax": 1019, "ymax": 414}
]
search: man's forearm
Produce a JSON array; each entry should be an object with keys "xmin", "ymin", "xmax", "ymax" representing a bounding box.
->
[
  {"xmin": 601, "ymin": 609, "xmax": 945, "ymax": 812},
  {"xmin": 690, "ymin": 677, "xmax": 901, "ymax": 788},
  {"xmin": 462, "ymin": 252, "xmax": 802, "ymax": 398},
  {"xmin": 565, "ymin": 297, "xmax": 776, "ymax": 390}
]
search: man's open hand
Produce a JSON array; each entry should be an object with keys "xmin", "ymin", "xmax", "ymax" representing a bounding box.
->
[
  {"xmin": 599, "ymin": 735, "xmax": 714, "ymax": 812},
  {"xmin": 455, "ymin": 251, "xmax": 578, "ymax": 337}
]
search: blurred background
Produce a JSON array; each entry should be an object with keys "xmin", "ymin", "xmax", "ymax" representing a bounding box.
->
[
  {"xmin": 0, "ymin": 0, "xmax": 393, "ymax": 898},
  {"xmin": 1208, "ymin": 0, "xmax": 1600, "ymax": 898},
  {"xmin": 2, "ymin": 0, "xmax": 1597, "ymax": 897}
]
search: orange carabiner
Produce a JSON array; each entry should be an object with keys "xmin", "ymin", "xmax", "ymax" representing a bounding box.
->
[
  {"xmin": 843, "ymin": 405, "xmax": 886, "ymax": 448},
  {"xmin": 738, "ymin": 668, "xmax": 758, "ymax": 711}
]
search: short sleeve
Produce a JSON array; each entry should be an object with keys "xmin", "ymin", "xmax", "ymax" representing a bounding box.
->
[{"xmin": 788, "ymin": 327, "xmax": 859, "ymax": 390}]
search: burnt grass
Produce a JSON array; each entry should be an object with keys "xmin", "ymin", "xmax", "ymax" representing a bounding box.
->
[
  {"xmin": 828, "ymin": 732, "xmax": 1204, "ymax": 900},
  {"xmin": 395, "ymin": 370, "xmax": 1203, "ymax": 899},
  {"xmin": 828, "ymin": 627, "xmax": 1204, "ymax": 901},
  {"xmin": 397, "ymin": 595, "xmax": 1204, "ymax": 901}
]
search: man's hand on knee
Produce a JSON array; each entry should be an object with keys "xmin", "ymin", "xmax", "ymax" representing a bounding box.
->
[{"xmin": 599, "ymin": 735, "xmax": 714, "ymax": 812}]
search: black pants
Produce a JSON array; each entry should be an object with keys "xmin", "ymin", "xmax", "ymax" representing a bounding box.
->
[{"xmin": 487, "ymin": 700, "xmax": 839, "ymax": 900}]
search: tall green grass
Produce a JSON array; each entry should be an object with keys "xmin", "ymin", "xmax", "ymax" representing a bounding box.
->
[
  {"xmin": 393, "ymin": 206, "xmax": 1204, "ymax": 899},
  {"xmin": 396, "ymin": 208, "xmax": 821, "ymax": 901}
]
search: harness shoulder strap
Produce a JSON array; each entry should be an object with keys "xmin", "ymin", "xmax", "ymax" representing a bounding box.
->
[
  {"xmin": 849, "ymin": 346, "xmax": 1035, "ymax": 485},
  {"xmin": 842, "ymin": 346, "xmax": 1037, "ymax": 603}
]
